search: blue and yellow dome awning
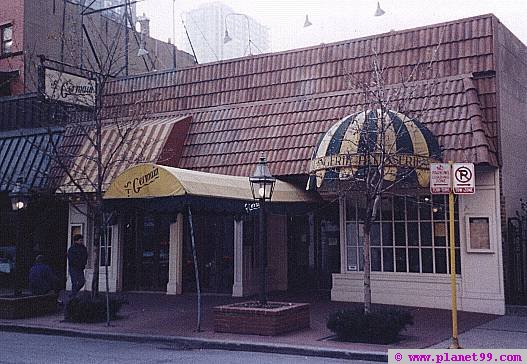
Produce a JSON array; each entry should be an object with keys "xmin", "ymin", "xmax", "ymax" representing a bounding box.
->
[{"xmin": 307, "ymin": 109, "xmax": 442, "ymax": 190}]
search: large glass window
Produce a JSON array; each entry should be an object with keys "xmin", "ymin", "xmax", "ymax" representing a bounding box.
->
[{"xmin": 346, "ymin": 195, "xmax": 461, "ymax": 274}]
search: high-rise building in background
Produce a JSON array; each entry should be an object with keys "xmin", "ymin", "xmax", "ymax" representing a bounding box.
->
[
  {"xmin": 73, "ymin": 0, "xmax": 137, "ymax": 24},
  {"xmin": 181, "ymin": 2, "xmax": 270, "ymax": 63}
]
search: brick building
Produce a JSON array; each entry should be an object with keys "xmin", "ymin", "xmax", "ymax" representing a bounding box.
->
[{"xmin": 0, "ymin": 0, "xmax": 195, "ymax": 96}]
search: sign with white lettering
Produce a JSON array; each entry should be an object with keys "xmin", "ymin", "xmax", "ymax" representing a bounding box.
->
[
  {"xmin": 44, "ymin": 68, "xmax": 96, "ymax": 107},
  {"xmin": 453, "ymin": 163, "xmax": 475, "ymax": 194},
  {"xmin": 430, "ymin": 163, "xmax": 451, "ymax": 194}
]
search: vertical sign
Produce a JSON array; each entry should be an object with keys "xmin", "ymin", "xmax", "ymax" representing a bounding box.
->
[
  {"xmin": 452, "ymin": 163, "xmax": 475, "ymax": 194},
  {"xmin": 430, "ymin": 163, "xmax": 451, "ymax": 194}
]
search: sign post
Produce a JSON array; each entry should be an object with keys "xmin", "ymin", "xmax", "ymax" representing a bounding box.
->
[
  {"xmin": 430, "ymin": 161, "xmax": 475, "ymax": 349},
  {"xmin": 447, "ymin": 162, "xmax": 460, "ymax": 349}
]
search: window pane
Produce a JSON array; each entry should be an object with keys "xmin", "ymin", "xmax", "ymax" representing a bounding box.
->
[
  {"xmin": 409, "ymin": 248, "xmax": 420, "ymax": 272},
  {"xmin": 393, "ymin": 196, "xmax": 405, "ymax": 220},
  {"xmin": 371, "ymin": 248, "xmax": 381, "ymax": 271},
  {"xmin": 432, "ymin": 195, "xmax": 446, "ymax": 220},
  {"xmin": 346, "ymin": 223, "xmax": 356, "ymax": 245},
  {"xmin": 407, "ymin": 222, "xmax": 419, "ymax": 246},
  {"xmin": 419, "ymin": 197, "xmax": 431, "ymax": 220},
  {"xmin": 347, "ymin": 247, "xmax": 358, "ymax": 271},
  {"xmin": 455, "ymin": 223, "xmax": 460, "ymax": 247},
  {"xmin": 407, "ymin": 198, "xmax": 418, "ymax": 220},
  {"xmin": 434, "ymin": 222, "xmax": 447, "ymax": 246},
  {"xmin": 395, "ymin": 248, "xmax": 407, "ymax": 272},
  {"xmin": 468, "ymin": 217, "xmax": 490, "ymax": 250},
  {"xmin": 455, "ymin": 249, "xmax": 461, "ymax": 274},
  {"xmin": 420, "ymin": 222, "xmax": 432, "ymax": 246},
  {"xmin": 382, "ymin": 222, "xmax": 393, "ymax": 246},
  {"xmin": 3, "ymin": 26, "xmax": 12, "ymax": 41},
  {"xmin": 435, "ymin": 248, "xmax": 447, "ymax": 273},
  {"xmin": 346, "ymin": 223, "xmax": 357, "ymax": 246},
  {"xmin": 359, "ymin": 247, "xmax": 364, "ymax": 271},
  {"xmin": 3, "ymin": 40, "xmax": 12, "ymax": 53},
  {"xmin": 371, "ymin": 223, "xmax": 380, "ymax": 246},
  {"xmin": 346, "ymin": 199, "xmax": 356, "ymax": 220},
  {"xmin": 394, "ymin": 222, "xmax": 406, "ymax": 246},
  {"xmin": 421, "ymin": 248, "xmax": 433, "ymax": 273},
  {"xmin": 383, "ymin": 248, "xmax": 394, "ymax": 272},
  {"xmin": 381, "ymin": 197, "xmax": 392, "ymax": 221},
  {"xmin": 358, "ymin": 224, "xmax": 364, "ymax": 246}
]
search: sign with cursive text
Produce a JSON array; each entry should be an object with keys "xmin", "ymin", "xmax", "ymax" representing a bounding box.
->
[{"xmin": 44, "ymin": 68, "xmax": 96, "ymax": 107}]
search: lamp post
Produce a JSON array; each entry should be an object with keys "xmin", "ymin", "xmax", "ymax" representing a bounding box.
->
[
  {"xmin": 223, "ymin": 12, "xmax": 252, "ymax": 56},
  {"xmin": 249, "ymin": 155, "xmax": 276, "ymax": 305},
  {"xmin": 8, "ymin": 178, "xmax": 29, "ymax": 296}
]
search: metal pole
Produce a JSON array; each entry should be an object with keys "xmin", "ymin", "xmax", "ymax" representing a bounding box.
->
[
  {"xmin": 259, "ymin": 199, "xmax": 267, "ymax": 304},
  {"xmin": 187, "ymin": 206, "xmax": 202, "ymax": 332},
  {"xmin": 448, "ymin": 160, "xmax": 461, "ymax": 349},
  {"xmin": 14, "ymin": 211, "xmax": 22, "ymax": 296}
]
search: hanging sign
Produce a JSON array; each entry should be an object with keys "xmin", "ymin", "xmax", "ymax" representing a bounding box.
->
[
  {"xmin": 430, "ymin": 163, "xmax": 451, "ymax": 194},
  {"xmin": 452, "ymin": 163, "xmax": 475, "ymax": 194},
  {"xmin": 44, "ymin": 68, "xmax": 96, "ymax": 107}
]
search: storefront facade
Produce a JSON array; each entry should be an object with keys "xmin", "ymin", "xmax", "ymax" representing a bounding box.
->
[{"xmin": 60, "ymin": 14, "xmax": 526, "ymax": 315}]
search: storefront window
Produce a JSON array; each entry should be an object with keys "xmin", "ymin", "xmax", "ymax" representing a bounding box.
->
[
  {"xmin": 100, "ymin": 226, "xmax": 112, "ymax": 266},
  {"xmin": 346, "ymin": 195, "xmax": 461, "ymax": 274}
]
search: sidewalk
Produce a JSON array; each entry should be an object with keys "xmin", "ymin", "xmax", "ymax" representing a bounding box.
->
[{"xmin": 0, "ymin": 290, "xmax": 513, "ymax": 360}]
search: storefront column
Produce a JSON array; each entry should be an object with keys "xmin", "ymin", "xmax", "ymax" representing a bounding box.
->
[
  {"xmin": 339, "ymin": 195, "xmax": 347, "ymax": 273},
  {"xmin": 232, "ymin": 219, "xmax": 244, "ymax": 297},
  {"xmin": 167, "ymin": 213, "xmax": 183, "ymax": 295}
]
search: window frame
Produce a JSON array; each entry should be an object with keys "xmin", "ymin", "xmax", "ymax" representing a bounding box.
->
[
  {"xmin": 465, "ymin": 214, "xmax": 494, "ymax": 253},
  {"xmin": 1, "ymin": 23, "xmax": 13, "ymax": 56},
  {"xmin": 344, "ymin": 194, "xmax": 461, "ymax": 275}
]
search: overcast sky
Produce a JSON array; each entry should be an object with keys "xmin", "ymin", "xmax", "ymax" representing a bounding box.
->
[{"xmin": 137, "ymin": 0, "xmax": 526, "ymax": 55}]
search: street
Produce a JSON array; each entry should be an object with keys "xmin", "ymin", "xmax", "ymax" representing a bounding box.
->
[{"xmin": 0, "ymin": 331, "xmax": 382, "ymax": 364}]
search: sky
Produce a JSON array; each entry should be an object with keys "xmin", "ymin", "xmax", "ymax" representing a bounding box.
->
[{"xmin": 137, "ymin": 0, "xmax": 526, "ymax": 55}]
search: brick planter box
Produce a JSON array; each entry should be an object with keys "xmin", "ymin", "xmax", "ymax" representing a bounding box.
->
[
  {"xmin": 0, "ymin": 293, "xmax": 57, "ymax": 319},
  {"xmin": 214, "ymin": 301, "xmax": 310, "ymax": 336}
]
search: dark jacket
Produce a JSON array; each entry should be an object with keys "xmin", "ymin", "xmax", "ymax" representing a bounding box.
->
[
  {"xmin": 28, "ymin": 263, "xmax": 58, "ymax": 295},
  {"xmin": 67, "ymin": 243, "xmax": 88, "ymax": 272}
]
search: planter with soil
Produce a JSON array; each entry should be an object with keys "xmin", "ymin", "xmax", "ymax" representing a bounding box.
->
[
  {"xmin": 214, "ymin": 301, "xmax": 310, "ymax": 336},
  {"xmin": 0, "ymin": 292, "xmax": 57, "ymax": 319}
]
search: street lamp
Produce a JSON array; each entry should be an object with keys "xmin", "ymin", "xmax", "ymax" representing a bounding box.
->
[
  {"xmin": 8, "ymin": 178, "xmax": 29, "ymax": 296},
  {"xmin": 223, "ymin": 13, "xmax": 252, "ymax": 56},
  {"xmin": 249, "ymin": 155, "xmax": 276, "ymax": 304}
]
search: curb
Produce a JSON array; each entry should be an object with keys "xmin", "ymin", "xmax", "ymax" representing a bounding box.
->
[{"xmin": 0, "ymin": 323, "xmax": 388, "ymax": 362}]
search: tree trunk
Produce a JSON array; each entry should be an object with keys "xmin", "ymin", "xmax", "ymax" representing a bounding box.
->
[
  {"xmin": 91, "ymin": 208, "xmax": 102, "ymax": 297},
  {"xmin": 363, "ymin": 222, "xmax": 372, "ymax": 314}
]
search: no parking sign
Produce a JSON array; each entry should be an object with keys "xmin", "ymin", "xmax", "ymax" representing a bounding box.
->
[{"xmin": 452, "ymin": 163, "xmax": 475, "ymax": 194}]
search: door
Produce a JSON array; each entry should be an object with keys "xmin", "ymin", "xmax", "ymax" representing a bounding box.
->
[
  {"xmin": 122, "ymin": 212, "xmax": 170, "ymax": 291},
  {"xmin": 183, "ymin": 213, "xmax": 234, "ymax": 294}
]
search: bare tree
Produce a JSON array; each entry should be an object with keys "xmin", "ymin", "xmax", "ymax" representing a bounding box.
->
[{"xmin": 309, "ymin": 35, "xmax": 445, "ymax": 313}]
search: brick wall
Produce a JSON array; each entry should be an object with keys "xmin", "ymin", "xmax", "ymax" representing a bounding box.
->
[{"xmin": 0, "ymin": 0, "xmax": 25, "ymax": 95}]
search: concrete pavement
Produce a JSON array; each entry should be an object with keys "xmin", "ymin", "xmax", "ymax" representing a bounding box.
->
[{"xmin": 0, "ymin": 291, "xmax": 523, "ymax": 361}]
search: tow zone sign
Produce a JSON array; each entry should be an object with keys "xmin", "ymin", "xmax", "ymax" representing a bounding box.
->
[{"xmin": 430, "ymin": 163, "xmax": 475, "ymax": 195}]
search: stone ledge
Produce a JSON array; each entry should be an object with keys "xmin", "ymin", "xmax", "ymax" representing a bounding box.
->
[
  {"xmin": 214, "ymin": 301, "xmax": 310, "ymax": 336},
  {"xmin": 0, "ymin": 293, "xmax": 57, "ymax": 319}
]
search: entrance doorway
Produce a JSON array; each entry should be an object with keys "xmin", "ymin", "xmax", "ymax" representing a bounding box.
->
[
  {"xmin": 183, "ymin": 214, "xmax": 234, "ymax": 294},
  {"xmin": 123, "ymin": 212, "xmax": 170, "ymax": 291}
]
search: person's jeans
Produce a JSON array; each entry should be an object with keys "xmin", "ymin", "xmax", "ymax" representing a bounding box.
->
[{"xmin": 70, "ymin": 269, "xmax": 85, "ymax": 298}]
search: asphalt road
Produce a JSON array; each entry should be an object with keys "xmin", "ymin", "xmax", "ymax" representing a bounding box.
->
[{"xmin": 0, "ymin": 331, "xmax": 383, "ymax": 364}]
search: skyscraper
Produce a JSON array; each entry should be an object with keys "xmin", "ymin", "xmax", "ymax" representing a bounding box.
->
[{"xmin": 181, "ymin": 2, "xmax": 270, "ymax": 63}]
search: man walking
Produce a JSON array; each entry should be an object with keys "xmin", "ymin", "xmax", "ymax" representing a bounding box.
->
[{"xmin": 67, "ymin": 234, "xmax": 88, "ymax": 298}]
